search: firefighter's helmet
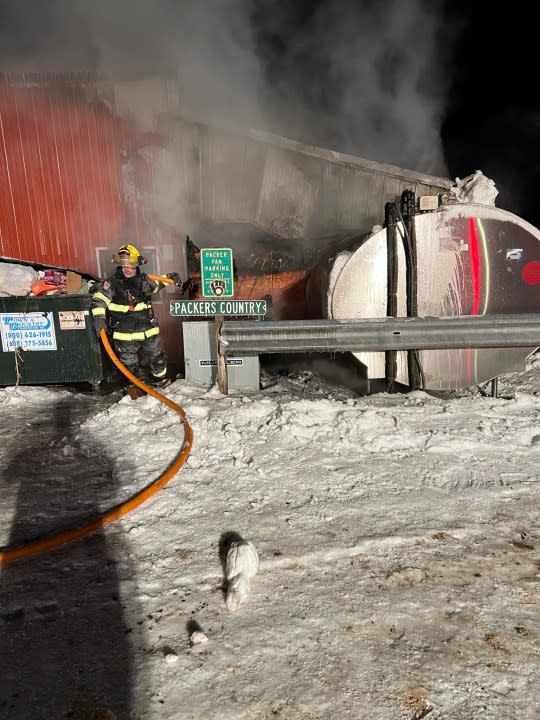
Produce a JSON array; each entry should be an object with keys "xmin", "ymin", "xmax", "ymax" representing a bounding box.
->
[{"xmin": 112, "ymin": 243, "xmax": 146, "ymax": 267}]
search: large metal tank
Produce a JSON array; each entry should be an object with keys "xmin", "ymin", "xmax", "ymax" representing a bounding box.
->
[{"xmin": 307, "ymin": 202, "xmax": 540, "ymax": 390}]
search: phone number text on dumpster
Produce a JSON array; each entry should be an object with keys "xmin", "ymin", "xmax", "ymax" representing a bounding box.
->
[{"xmin": 0, "ymin": 312, "xmax": 57, "ymax": 352}]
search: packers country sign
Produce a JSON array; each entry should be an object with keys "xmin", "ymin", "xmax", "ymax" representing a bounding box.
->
[{"xmin": 170, "ymin": 299, "xmax": 267, "ymax": 316}]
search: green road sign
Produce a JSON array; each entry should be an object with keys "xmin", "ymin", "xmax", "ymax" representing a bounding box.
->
[
  {"xmin": 170, "ymin": 299, "xmax": 267, "ymax": 317},
  {"xmin": 200, "ymin": 247, "xmax": 234, "ymax": 297}
]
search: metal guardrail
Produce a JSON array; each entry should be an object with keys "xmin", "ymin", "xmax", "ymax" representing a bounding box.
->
[{"xmin": 219, "ymin": 314, "xmax": 540, "ymax": 355}]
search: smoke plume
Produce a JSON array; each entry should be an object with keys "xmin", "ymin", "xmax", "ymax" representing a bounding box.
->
[{"xmin": 0, "ymin": 0, "xmax": 457, "ymax": 176}]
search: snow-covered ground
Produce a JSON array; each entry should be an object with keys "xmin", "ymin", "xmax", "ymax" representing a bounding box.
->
[{"xmin": 0, "ymin": 356, "xmax": 538, "ymax": 720}]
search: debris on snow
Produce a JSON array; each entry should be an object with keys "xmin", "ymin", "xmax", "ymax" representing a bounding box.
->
[
  {"xmin": 163, "ymin": 649, "xmax": 179, "ymax": 663},
  {"xmin": 189, "ymin": 631, "xmax": 209, "ymax": 646},
  {"xmin": 225, "ymin": 539, "xmax": 260, "ymax": 611}
]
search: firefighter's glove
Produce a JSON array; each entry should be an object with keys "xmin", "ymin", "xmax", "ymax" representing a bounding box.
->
[
  {"xmin": 165, "ymin": 272, "xmax": 182, "ymax": 286},
  {"xmin": 93, "ymin": 316, "xmax": 108, "ymax": 334},
  {"xmin": 180, "ymin": 278, "xmax": 194, "ymax": 293}
]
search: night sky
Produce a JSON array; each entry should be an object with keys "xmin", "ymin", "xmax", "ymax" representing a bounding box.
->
[{"xmin": 441, "ymin": 2, "xmax": 540, "ymax": 228}]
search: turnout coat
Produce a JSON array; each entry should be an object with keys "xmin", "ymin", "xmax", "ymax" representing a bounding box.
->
[{"xmin": 90, "ymin": 267, "xmax": 169, "ymax": 341}]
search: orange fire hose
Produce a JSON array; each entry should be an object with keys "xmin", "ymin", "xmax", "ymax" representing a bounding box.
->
[
  {"xmin": 147, "ymin": 273, "xmax": 174, "ymax": 284},
  {"xmin": 0, "ymin": 328, "xmax": 193, "ymax": 564}
]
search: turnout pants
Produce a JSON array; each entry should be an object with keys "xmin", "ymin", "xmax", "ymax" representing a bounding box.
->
[{"xmin": 113, "ymin": 335, "xmax": 167, "ymax": 381}]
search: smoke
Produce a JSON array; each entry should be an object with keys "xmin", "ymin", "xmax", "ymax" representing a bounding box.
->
[
  {"xmin": 0, "ymin": 0, "xmax": 456, "ymax": 175},
  {"xmin": 0, "ymin": 1, "xmax": 266, "ymax": 129},
  {"xmin": 254, "ymin": 0, "xmax": 456, "ymax": 175}
]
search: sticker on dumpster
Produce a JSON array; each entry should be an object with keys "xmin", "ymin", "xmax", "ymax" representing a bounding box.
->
[
  {"xmin": 58, "ymin": 310, "xmax": 87, "ymax": 330},
  {"xmin": 0, "ymin": 312, "xmax": 57, "ymax": 352}
]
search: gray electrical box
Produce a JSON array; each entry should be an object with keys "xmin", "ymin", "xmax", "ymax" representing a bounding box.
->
[{"xmin": 182, "ymin": 320, "xmax": 260, "ymax": 391}]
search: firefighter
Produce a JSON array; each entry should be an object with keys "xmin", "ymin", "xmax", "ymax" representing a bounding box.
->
[{"xmin": 90, "ymin": 243, "xmax": 185, "ymax": 388}]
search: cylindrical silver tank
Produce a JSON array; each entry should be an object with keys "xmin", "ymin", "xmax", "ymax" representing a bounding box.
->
[{"xmin": 306, "ymin": 203, "xmax": 540, "ymax": 390}]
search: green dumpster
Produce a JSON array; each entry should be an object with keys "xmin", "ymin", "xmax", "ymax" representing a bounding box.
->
[{"xmin": 0, "ymin": 294, "xmax": 106, "ymax": 387}]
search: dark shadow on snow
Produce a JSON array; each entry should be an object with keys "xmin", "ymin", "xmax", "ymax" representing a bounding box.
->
[{"xmin": 0, "ymin": 391, "xmax": 147, "ymax": 720}]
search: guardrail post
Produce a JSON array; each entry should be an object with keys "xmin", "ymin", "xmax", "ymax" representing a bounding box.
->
[{"xmin": 214, "ymin": 315, "xmax": 228, "ymax": 395}]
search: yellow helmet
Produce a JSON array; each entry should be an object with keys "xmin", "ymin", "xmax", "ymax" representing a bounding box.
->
[{"xmin": 112, "ymin": 243, "xmax": 146, "ymax": 267}]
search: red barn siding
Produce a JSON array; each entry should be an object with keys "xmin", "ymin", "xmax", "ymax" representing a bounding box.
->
[{"xmin": 0, "ymin": 79, "xmax": 152, "ymax": 275}]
